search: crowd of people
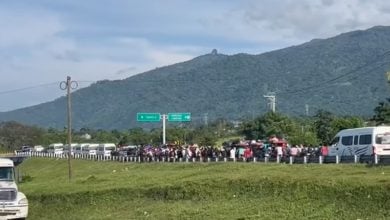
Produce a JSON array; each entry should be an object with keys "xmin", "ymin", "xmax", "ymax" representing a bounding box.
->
[{"xmin": 119, "ymin": 136, "xmax": 329, "ymax": 161}]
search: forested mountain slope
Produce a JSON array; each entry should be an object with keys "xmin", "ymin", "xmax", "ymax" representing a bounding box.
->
[{"xmin": 1, "ymin": 26, "xmax": 390, "ymax": 129}]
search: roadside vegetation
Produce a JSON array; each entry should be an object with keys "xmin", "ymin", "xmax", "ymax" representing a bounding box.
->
[
  {"xmin": 1, "ymin": 107, "xmax": 384, "ymax": 151},
  {"xmin": 19, "ymin": 158, "xmax": 390, "ymax": 220}
]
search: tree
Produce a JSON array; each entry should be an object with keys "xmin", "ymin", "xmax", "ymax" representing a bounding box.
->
[
  {"xmin": 372, "ymin": 99, "xmax": 390, "ymax": 125},
  {"xmin": 92, "ymin": 130, "xmax": 119, "ymax": 143},
  {"xmin": 118, "ymin": 135, "xmax": 129, "ymax": 146},
  {"xmin": 166, "ymin": 127, "xmax": 186, "ymax": 145},
  {"xmin": 0, "ymin": 121, "xmax": 45, "ymax": 150},
  {"xmin": 313, "ymin": 110, "xmax": 335, "ymax": 145},
  {"xmin": 239, "ymin": 120, "xmax": 258, "ymax": 140},
  {"xmin": 209, "ymin": 118, "xmax": 235, "ymax": 138},
  {"xmin": 128, "ymin": 128, "xmax": 150, "ymax": 145},
  {"xmin": 285, "ymin": 118, "xmax": 319, "ymax": 146},
  {"xmin": 192, "ymin": 127, "xmax": 217, "ymax": 146},
  {"xmin": 239, "ymin": 112, "xmax": 296, "ymax": 140},
  {"xmin": 288, "ymin": 129, "xmax": 318, "ymax": 146},
  {"xmin": 41, "ymin": 128, "xmax": 67, "ymax": 145},
  {"xmin": 331, "ymin": 116, "xmax": 364, "ymax": 132}
]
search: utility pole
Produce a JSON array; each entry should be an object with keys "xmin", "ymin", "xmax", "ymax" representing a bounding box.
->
[
  {"xmin": 264, "ymin": 93, "xmax": 276, "ymax": 113},
  {"xmin": 60, "ymin": 76, "xmax": 78, "ymax": 182},
  {"xmin": 204, "ymin": 113, "xmax": 208, "ymax": 126},
  {"xmin": 305, "ymin": 104, "xmax": 309, "ymax": 116}
]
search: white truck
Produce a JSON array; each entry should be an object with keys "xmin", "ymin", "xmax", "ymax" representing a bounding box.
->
[{"xmin": 0, "ymin": 158, "xmax": 28, "ymax": 219}]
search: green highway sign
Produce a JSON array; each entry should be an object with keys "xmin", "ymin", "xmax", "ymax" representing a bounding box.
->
[
  {"xmin": 168, "ymin": 112, "xmax": 191, "ymax": 122},
  {"xmin": 137, "ymin": 113, "xmax": 161, "ymax": 122}
]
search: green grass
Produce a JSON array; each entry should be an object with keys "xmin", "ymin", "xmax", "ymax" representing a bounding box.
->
[{"xmin": 18, "ymin": 158, "xmax": 390, "ymax": 220}]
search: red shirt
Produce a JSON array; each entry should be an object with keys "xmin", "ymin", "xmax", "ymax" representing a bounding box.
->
[
  {"xmin": 244, "ymin": 148, "xmax": 252, "ymax": 158},
  {"xmin": 321, "ymin": 146, "xmax": 328, "ymax": 156}
]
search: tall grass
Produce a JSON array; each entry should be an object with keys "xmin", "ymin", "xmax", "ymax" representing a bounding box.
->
[{"xmin": 19, "ymin": 158, "xmax": 390, "ymax": 219}]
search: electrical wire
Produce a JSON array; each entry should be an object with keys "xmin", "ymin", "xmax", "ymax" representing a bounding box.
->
[
  {"xmin": 277, "ymin": 50, "xmax": 390, "ymax": 95},
  {"xmin": 0, "ymin": 82, "xmax": 60, "ymax": 95},
  {"xmin": 0, "ymin": 80, "xmax": 98, "ymax": 96}
]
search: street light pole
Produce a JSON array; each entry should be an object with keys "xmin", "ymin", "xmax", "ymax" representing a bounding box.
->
[{"xmin": 162, "ymin": 114, "xmax": 166, "ymax": 145}]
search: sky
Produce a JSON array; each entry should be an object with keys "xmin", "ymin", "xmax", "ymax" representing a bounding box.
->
[{"xmin": 1, "ymin": 0, "xmax": 390, "ymax": 111}]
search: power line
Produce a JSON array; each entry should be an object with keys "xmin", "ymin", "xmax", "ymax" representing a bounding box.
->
[
  {"xmin": 278, "ymin": 50, "xmax": 390, "ymax": 95},
  {"xmin": 0, "ymin": 80, "xmax": 95, "ymax": 96},
  {"xmin": 281, "ymin": 60, "xmax": 389, "ymax": 96},
  {"xmin": 0, "ymin": 82, "xmax": 60, "ymax": 95}
]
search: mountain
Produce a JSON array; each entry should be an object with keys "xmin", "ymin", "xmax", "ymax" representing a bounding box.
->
[{"xmin": 2, "ymin": 26, "xmax": 390, "ymax": 130}]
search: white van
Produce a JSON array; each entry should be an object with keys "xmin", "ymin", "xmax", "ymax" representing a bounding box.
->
[
  {"xmin": 97, "ymin": 143, "xmax": 116, "ymax": 157},
  {"xmin": 329, "ymin": 126, "xmax": 390, "ymax": 156}
]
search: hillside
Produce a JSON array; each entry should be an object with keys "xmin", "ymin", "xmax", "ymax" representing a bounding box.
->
[{"xmin": 2, "ymin": 26, "xmax": 390, "ymax": 129}]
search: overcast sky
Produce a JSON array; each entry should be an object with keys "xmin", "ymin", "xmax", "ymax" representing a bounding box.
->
[{"xmin": 1, "ymin": 0, "xmax": 390, "ymax": 111}]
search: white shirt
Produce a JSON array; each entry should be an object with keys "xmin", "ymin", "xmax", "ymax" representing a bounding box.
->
[
  {"xmin": 276, "ymin": 146, "xmax": 283, "ymax": 156},
  {"xmin": 230, "ymin": 148, "xmax": 236, "ymax": 158}
]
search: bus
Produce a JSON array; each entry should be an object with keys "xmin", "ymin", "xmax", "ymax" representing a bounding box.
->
[
  {"xmin": 63, "ymin": 143, "xmax": 78, "ymax": 156},
  {"xmin": 87, "ymin": 144, "xmax": 99, "ymax": 156},
  {"xmin": 97, "ymin": 143, "xmax": 116, "ymax": 157},
  {"xmin": 74, "ymin": 143, "xmax": 90, "ymax": 155},
  {"xmin": 328, "ymin": 126, "xmax": 390, "ymax": 156},
  {"xmin": 47, "ymin": 143, "xmax": 64, "ymax": 155}
]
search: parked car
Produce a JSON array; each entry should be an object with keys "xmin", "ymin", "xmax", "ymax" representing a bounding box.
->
[{"xmin": 33, "ymin": 145, "xmax": 44, "ymax": 152}]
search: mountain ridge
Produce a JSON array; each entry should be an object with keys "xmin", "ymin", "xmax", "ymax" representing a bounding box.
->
[{"xmin": 1, "ymin": 26, "xmax": 390, "ymax": 129}]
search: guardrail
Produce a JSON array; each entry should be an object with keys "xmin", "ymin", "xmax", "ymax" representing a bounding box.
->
[{"xmin": 14, "ymin": 152, "xmax": 390, "ymax": 165}]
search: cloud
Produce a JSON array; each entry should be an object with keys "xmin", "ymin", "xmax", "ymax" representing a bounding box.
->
[
  {"xmin": 53, "ymin": 50, "xmax": 81, "ymax": 62},
  {"xmin": 2, "ymin": 0, "xmax": 390, "ymax": 111},
  {"xmin": 0, "ymin": 7, "xmax": 64, "ymax": 48},
  {"xmin": 112, "ymin": 37, "xmax": 204, "ymax": 69},
  {"xmin": 201, "ymin": 0, "xmax": 390, "ymax": 48},
  {"xmin": 0, "ymin": 3, "xmax": 204, "ymax": 111},
  {"xmin": 321, "ymin": 0, "xmax": 334, "ymax": 7}
]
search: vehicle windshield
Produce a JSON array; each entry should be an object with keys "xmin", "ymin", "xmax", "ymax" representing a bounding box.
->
[
  {"xmin": 376, "ymin": 133, "xmax": 390, "ymax": 144},
  {"xmin": 0, "ymin": 167, "xmax": 14, "ymax": 181},
  {"xmin": 330, "ymin": 136, "xmax": 340, "ymax": 147}
]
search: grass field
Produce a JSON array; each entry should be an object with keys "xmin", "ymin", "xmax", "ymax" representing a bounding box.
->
[{"xmin": 18, "ymin": 158, "xmax": 390, "ymax": 220}]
